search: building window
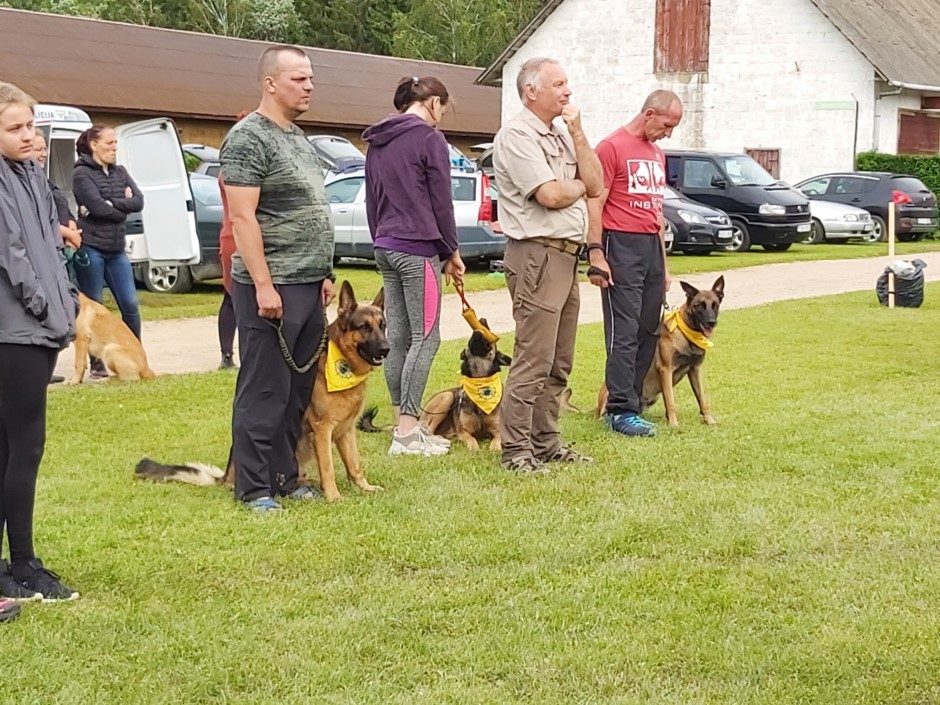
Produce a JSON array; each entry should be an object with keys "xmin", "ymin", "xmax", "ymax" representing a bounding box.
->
[
  {"xmin": 654, "ymin": 0, "xmax": 711, "ymax": 74},
  {"xmin": 746, "ymin": 149, "xmax": 781, "ymax": 179},
  {"xmin": 898, "ymin": 111, "xmax": 940, "ymax": 155}
]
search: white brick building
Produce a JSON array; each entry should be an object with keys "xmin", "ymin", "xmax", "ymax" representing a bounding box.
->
[{"xmin": 477, "ymin": 0, "xmax": 940, "ymax": 184}]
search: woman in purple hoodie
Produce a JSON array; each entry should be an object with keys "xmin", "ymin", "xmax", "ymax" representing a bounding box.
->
[{"xmin": 363, "ymin": 76, "xmax": 466, "ymax": 457}]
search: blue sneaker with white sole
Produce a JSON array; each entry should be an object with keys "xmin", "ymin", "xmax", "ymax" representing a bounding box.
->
[
  {"xmin": 245, "ymin": 496, "xmax": 283, "ymax": 513},
  {"xmin": 605, "ymin": 412, "xmax": 657, "ymax": 437}
]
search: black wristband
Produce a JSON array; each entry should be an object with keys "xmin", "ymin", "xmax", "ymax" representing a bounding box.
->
[{"xmin": 585, "ymin": 243, "xmax": 604, "ymax": 254}]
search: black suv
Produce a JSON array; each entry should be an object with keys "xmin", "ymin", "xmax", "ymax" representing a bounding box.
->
[
  {"xmin": 665, "ymin": 150, "xmax": 811, "ymax": 252},
  {"xmin": 794, "ymin": 172, "xmax": 939, "ymax": 242}
]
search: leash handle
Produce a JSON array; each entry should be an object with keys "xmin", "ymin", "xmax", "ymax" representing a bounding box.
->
[{"xmin": 453, "ymin": 280, "xmax": 472, "ymax": 312}]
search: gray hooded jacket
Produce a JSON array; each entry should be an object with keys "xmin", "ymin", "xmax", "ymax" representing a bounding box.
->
[{"xmin": 0, "ymin": 156, "xmax": 77, "ymax": 349}]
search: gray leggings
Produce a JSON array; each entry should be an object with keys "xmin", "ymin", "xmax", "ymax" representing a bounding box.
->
[{"xmin": 374, "ymin": 249, "xmax": 442, "ymax": 418}]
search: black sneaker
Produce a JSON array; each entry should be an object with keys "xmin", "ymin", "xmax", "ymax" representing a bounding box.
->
[
  {"xmin": 0, "ymin": 559, "xmax": 41, "ymax": 602},
  {"xmin": 219, "ymin": 353, "xmax": 238, "ymax": 370},
  {"xmin": 12, "ymin": 559, "xmax": 79, "ymax": 602}
]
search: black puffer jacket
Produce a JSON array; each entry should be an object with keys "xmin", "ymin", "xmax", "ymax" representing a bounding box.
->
[{"xmin": 72, "ymin": 154, "xmax": 143, "ymax": 253}]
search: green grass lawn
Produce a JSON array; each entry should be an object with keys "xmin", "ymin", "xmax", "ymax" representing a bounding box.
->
[
  {"xmin": 127, "ymin": 241, "xmax": 940, "ymax": 322},
  {"xmin": 9, "ymin": 285, "xmax": 940, "ymax": 703}
]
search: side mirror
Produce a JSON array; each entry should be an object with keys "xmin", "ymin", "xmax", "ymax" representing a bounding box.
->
[
  {"xmin": 710, "ymin": 175, "xmax": 727, "ymax": 189},
  {"xmin": 329, "ymin": 195, "xmax": 341, "ymax": 204}
]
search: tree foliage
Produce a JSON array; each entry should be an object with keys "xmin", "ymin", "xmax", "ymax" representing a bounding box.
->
[{"xmin": 3, "ymin": 0, "xmax": 541, "ymax": 65}]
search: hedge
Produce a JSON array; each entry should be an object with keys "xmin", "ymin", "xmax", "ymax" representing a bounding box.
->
[{"xmin": 856, "ymin": 151, "xmax": 940, "ymax": 196}]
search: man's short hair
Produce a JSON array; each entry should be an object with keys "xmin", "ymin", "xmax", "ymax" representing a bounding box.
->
[
  {"xmin": 258, "ymin": 45, "xmax": 309, "ymax": 82},
  {"xmin": 515, "ymin": 57, "xmax": 560, "ymax": 100},
  {"xmin": 642, "ymin": 89, "xmax": 682, "ymax": 114}
]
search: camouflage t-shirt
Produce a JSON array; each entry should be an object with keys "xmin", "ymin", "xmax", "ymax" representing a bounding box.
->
[{"xmin": 220, "ymin": 112, "xmax": 333, "ymax": 285}]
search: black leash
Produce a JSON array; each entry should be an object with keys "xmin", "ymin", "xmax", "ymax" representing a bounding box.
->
[{"xmin": 264, "ymin": 313, "xmax": 328, "ymax": 374}]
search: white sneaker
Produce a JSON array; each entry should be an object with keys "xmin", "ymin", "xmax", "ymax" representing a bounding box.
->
[
  {"xmin": 388, "ymin": 428, "xmax": 449, "ymax": 456},
  {"xmin": 419, "ymin": 426, "xmax": 451, "ymax": 448}
]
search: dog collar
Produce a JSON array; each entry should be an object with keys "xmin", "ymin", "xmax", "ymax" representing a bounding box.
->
[
  {"xmin": 663, "ymin": 309, "xmax": 714, "ymax": 350},
  {"xmin": 460, "ymin": 372, "xmax": 503, "ymax": 414},
  {"xmin": 325, "ymin": 340, "xmax": 370, "ymax": 392}
]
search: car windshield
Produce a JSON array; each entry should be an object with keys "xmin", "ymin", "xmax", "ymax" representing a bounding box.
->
[
  {"xmin": 721, "ymin": 155, "xmax": 777, "ymax": 186},
  {"xmin": 190, "ymin": 178, "xmax": 221, "ymax": 206},
  {"xmin": 892, "ymin": 176, "xmax": 931, "ymax": 193}
]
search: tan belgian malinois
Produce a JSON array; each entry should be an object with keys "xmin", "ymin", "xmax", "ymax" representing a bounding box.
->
[
  {"xmin": 596, "ymin": 276, "xmax": 724, "ymax": 426},
  {"xmin": 68, "ymin": 293, "xmax": 155, "ymax": 384}
]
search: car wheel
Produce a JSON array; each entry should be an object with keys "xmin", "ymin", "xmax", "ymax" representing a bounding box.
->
[
  {"xmin": 142, "ymin": 263, "xmax": 193, "ymax": 294},
  {"xmin": 802, "ymin": 218, "xmax": 825, "ymax": 244},
  {"xmin": 868, "ymin": 215, "xmax": 887, "ymax": 243},
  {"xmin": 761, "ymin": 243, "xmax": 792, "ymax": 252},
  {"xmin": 664, "ymin": 221, "xmax": 675, "ymax": 254},
  {"xmin": 725, "ymin": 220, "xmax": 751, "ymax": 252}
]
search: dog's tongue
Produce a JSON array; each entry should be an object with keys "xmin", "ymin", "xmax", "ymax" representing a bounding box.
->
[{"xmin": 701, "ymin": 326, "xmax": 714, "ymax": 338}]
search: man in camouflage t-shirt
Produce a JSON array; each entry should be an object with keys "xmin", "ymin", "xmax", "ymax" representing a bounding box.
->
[{"xmin": 220, "ymin": 45, "xmax": 335, "ymax": 512}]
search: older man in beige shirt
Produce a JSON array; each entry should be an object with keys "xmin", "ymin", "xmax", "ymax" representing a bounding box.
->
[{"xmin": 493, "ymin": 57, "xmax": 603, "ymax": 475}]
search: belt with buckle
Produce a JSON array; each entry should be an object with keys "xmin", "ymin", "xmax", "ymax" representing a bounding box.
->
[{"xmin": 529, "ymin": 236, "xmax": 583, "ymax": 257}]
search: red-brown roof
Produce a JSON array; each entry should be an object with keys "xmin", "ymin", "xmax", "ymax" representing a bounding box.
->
[{"xmin": 1, "ymin": 8, "xmax": 500, "ymax": 136}]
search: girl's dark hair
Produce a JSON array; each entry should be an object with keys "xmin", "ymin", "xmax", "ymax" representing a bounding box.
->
[
  {"xmin": 393, "ymin": 76, "xmax": 449, "ymax": 113},
  {"xmin": 76, "ymin": 124, "xmax": 109, "ymax": 157}
]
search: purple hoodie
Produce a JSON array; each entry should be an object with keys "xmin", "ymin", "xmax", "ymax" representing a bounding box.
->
[{"xmin": 362, "ymin": 113, "xmax": 458, "ymax": 258}]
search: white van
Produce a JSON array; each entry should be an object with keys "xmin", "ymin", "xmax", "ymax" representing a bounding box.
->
[{"xmin": 34, "ymin": 104, "xmax": 200, "ymax": 291}]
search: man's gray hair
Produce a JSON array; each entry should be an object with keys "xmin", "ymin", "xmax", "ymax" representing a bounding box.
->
[{"xmin": 516, "ymin": 57, "xmax": 560, "ymax": 100}]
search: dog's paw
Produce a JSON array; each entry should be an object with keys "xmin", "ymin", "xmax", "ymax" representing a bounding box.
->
[
  {"xmin": 324, "ymin": 490, "xmax": 343, "ymax": 502},
  {"xmin": 488, "ymin": 439, "xmax": 502, "ymax": 452},
  {"xmin": 703, "ymin": 415, "xmax": 718, "ymax": 426},
  {"xmin": 64, "ymin": 378, "xmax": 81, "ymax": 386},
  {"xmin": 355, "ymin": 480, "xmax": 384, "ymax": 493}
]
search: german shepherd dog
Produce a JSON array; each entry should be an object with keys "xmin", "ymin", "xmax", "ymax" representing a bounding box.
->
[
  {"xmin": 596, "ymin": 276, "xmax": 724, "ymax": 427},
  {"xmin": 68, "ymin": 293, "xmax": 156, "ymax": 384},
  {"xmin": 136, "ymin": 281, "xmax": 389, "ymax": 502},
  {"xmin": 420, "ymin": 324, "xmax": 512, "ymax": 451}
]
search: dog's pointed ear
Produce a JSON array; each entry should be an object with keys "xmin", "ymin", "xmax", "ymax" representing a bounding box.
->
[
  {"xmin": 680, "ymin": 281, "xmax": 699, "ymax": 299},
  {"xmin": 496, "ymin": 350, "xmax": 513, "ymax": 367},
  {"xmin": 337, "ymin": 280, "xmax": 356, "ymax": 315},
  {"xmin": 712, "ymin": 275, "xmax": 725, "ymax": 301},
  {"xmin": 371, "ymin": 286, "xmax": 385, "ymax": 311}
]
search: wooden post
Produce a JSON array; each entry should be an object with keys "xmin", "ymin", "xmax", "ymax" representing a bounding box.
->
[{"xmin": 887, "ymin": 200, "xmax": 896, "ymax": 309}]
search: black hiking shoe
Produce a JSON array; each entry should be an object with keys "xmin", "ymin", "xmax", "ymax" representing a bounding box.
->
[
  {"xmin": 12, "ymin": 559, "xmax": 79, "ymax": 602},
  {"xmin": 0, "ymin": 559, "xmax": 41, "ymax": 602}
]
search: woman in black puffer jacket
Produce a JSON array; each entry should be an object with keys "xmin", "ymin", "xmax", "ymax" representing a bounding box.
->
[{"xmin": 72, "ymin": 125, "xmax": 144, "ymax": 358}]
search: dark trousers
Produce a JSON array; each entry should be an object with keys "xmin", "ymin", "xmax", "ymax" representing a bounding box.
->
[
  {"xmin": 0, "ymin": 344, "xmax": 57, "ymax": 565},
  {"xmin": 73, "ymin": 245, "xmax": 142, "ymax": 340},
  {"xmin": 231, "ymin": 281, "xmax": 324, "ymax": 502},
  {"xmin": 218, "ymin": 289, "xmax": 236, "ymax": 357},
  {"xmin": 601, "ymin": 231, "xmax": 665, "ymax": 415}
]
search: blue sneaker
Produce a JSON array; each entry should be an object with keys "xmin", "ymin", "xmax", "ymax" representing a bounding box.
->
[
  {"xmin": 605, "ymin": 412, "xmax": 657, "ymax": 437},
  {"xmin": 245, "ymin": 496, "xmax": 283, "ymax": 513}
]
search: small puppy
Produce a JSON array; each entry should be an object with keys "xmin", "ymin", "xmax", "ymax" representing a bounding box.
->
[
  {"xmin": 421, "ymin": 325, "xmax": 512, "ymax": 451},
  {"xmin": 597, "ymin": 276, "xmax": 724, "ymax": 427},
  {"xmin": 68, "ymin": 294, "xmax": 155, "ymax": 384}
]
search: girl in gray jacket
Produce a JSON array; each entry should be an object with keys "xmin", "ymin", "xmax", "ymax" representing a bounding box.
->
[{"xmin": 0, "ymin": 82, "xmax": 80, "ymax": 605}]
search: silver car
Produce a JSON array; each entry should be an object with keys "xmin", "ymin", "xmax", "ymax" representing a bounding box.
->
[
  {"xmin": 324, "ymin": 169, "xmax": 505, "ymax": 264},
  {"xmin": 803, "ymin": 199, "xmax": 875, "ymax": 244}
]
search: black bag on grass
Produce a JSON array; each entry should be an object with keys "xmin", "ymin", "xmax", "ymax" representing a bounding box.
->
[{"xmin": 876, "ymin": 258, "xmax": 926, "ymax": 308}]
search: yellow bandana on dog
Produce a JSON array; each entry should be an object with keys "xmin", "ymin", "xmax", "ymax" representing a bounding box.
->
[
  {"xmin": 663, "ymin": 309, "xmax": 714, "ymax": 350},
  {"xmin": 460, "ymin": 372, "xmax": 502, "ymax": 414},
  {"xmin": 325, "ymin": 340, "xmax": 369, "ymax": 392}
]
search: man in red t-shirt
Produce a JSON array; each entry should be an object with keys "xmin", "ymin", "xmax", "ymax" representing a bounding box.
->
[{"xmin": 586, "ymin": 90, "xmax": 683, "ymax": 437}]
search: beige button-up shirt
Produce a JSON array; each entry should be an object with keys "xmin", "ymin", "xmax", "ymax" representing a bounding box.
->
[{"xmin": 493, "ymin": 107, "xmax": 588, "ymax": 242}]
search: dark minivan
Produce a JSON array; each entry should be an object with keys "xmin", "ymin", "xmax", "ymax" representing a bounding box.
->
[{"xmin": 665, "ymin": 150, "xmax": 812, "ymax": 252}]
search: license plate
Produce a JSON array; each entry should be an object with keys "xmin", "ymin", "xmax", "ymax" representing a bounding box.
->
[
  {"xmin": 717, "ymin": 229, "xmax": 733, "ymax": 240},
  {"xmin": 797, "ymin": 223, "xmax": 811, "ymax": 233},
  {"xmin": 917, "ymin": 218, "xmax": 934, "ymax": 225}
]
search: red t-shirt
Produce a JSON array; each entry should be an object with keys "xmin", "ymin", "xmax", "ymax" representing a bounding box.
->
[{"xmin": 595, "ymin": 128, "xmax": 665, "ymax": 234}]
